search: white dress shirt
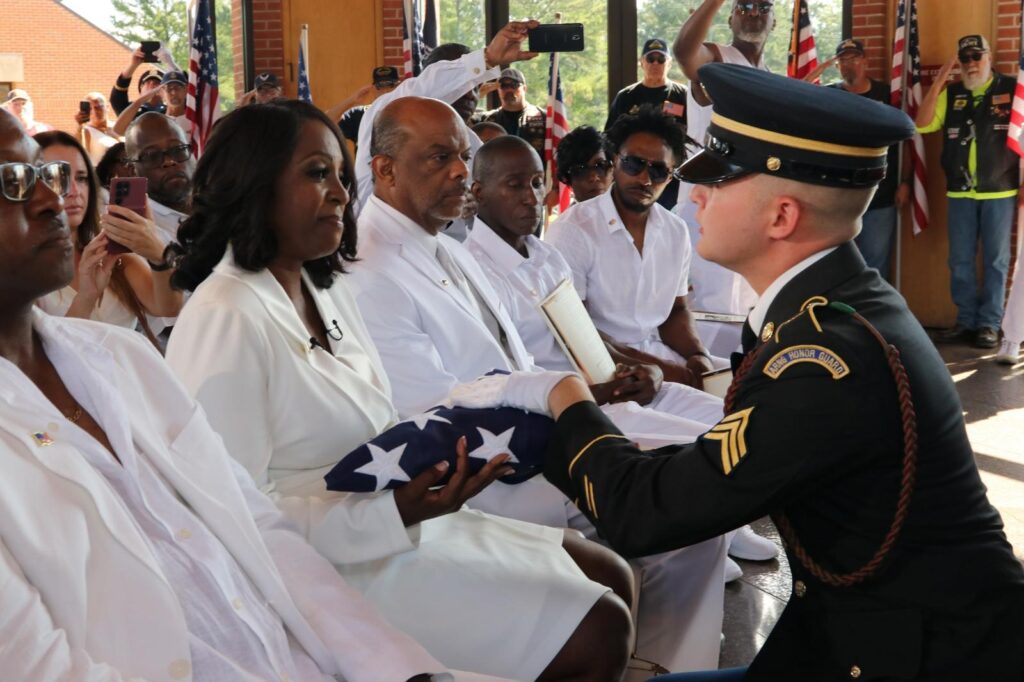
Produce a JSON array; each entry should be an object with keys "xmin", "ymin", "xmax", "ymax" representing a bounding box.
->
[
  {"xmin": 150, "ymin": 197, "xmax": 188, "ymax": 245},
  {"xmin": 545, "ymin": 191, "xmax": 693, "ymax": 351}
]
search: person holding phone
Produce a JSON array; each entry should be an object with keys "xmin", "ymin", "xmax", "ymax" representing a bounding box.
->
[
  {"xmin": 74, "ymin": 92, "xmax": 122, "ymax": 163},
  {"xmin": 33, "ymin": 131, "xmax": 182, "ymax": 345}
]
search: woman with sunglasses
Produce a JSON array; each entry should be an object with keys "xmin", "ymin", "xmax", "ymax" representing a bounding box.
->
[
  {"xmin": 555, "ymin": 125, "xmax": 615, "ymax": 205},
  {"xmin": 33, "ymin": 131, "xmax": 182, "ymax": 345},
  {"xmin": 165, "ymin": 100, "xmax": 633, "ymax": 681}
]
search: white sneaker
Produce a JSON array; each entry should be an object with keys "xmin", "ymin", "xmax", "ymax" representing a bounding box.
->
[
  {"xmin": 728, "ymin": 524, "xmax": 779, "ymax": 561},
  {"xmin": 724, "ymin": 556, "xmax": 743, "ymax": 583},
  {"xmin": 996, "ymin": 338, "xmax": 1021, "ymax": 365}
]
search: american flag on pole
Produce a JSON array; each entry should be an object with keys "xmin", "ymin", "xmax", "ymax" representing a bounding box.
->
[
  {"xmin": 1006, "ymin": 0, "xmax": 1024, "ymax": 156},
  {"xmin": 787, "ymin": 0, "xmax": 819, "ymax": 81},
  {"xmin": 298, "ymin": 24, "xmax": 312, "ymax": 103},
  {"xmin": 186, "ymin": 0, "xmax": 219, "ymax": 156},
  {"xmin": 545, "ymin": 51, "xmax": 572, "ymax": 213},
  {"xmin": 402, "ymin": 0, "xmax": 425, "ymax": 78},
  {"xmin": 890, "ymin": 0, "xmax": 929, "ymax": 235}
]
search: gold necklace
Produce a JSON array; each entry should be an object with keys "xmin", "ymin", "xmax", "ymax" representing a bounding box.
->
[{"xmin": 64, "ymin": 405, "xmax": 83, "ymax": 423}]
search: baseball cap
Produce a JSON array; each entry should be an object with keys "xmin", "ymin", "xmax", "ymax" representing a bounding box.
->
[
  {"xmin": 6, "ymin": 89, "xmax": 29, "ymax": 103},
  {"xmin": 957, "ymin": 34, "xmax": 990, "ymax": 56},
  {"xmin": 499, "ymin": 68, "xmax": 526, "ymax": 86},
  {"xmin": 834, "ymin": 39, "xmax": 865, "ymax": 58},
  {"xmin": 138, "ymin": 69, "xmax": 165, "ymax": 91},
  {"xmin": 161, "ymin": 71, "xmax": 187, "ymax": 86},
  {"xmin": 254, "ymin": 72, "xmax": 281, "ymax": 90},
  {"xmin": 372, "ymin": 65, "xmax": 400, "ymax": 87},
  {"xmin": 642, "ymin": 38, "xmax": 669, "ymax": 57}
]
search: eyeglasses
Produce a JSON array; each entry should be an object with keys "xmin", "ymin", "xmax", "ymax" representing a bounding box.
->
[
  {"xmin": 568, "ymin": 159, "xmax": 613, "ymax": 179},
  {"xmin": 618, "ymin": 155, "xmax": 672, "ymax": 184},
  {"xmin": 0, "ymin": 161, "xmax": 71, "ymax": 202},
  {"xmin": 130, "ymin": 144, "xmax": 191, "ymax": 169},
  {"xmin": 644, "ymin": 54, "xmax": 667, "ymax": 64},
  {"xmin": 959, "ymin": 51, "xmax": 987, "ymax": 63},
  {"xmin": 736, "ymin": 1, "xmax": 773, "ymax": 15}
]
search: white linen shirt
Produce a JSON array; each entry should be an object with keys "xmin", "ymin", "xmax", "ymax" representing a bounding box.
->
[
  {"xmin": 545, "ymin": 190, "xmax": 693, "ymax": 346},
  {"xmin": 150, "ymin": 198, "xmax": 188, "ymax": 245},
  {"xmin": 466, "ymin": 218, "xmax": 578, "ymax": 371}
]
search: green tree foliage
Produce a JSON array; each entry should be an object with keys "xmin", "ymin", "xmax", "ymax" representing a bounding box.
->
[
  {"xmin": 440, "ymin": 0, "xmax": 844, "ymax": 131},
  {"xmin": 109, "ymin": 0, "xmax": 236, "ymax": 109}
]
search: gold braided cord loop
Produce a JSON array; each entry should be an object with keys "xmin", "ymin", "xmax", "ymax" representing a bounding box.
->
[{"xmin": 725, "ymin": 309, "xmax": 920, "ymax": 588}]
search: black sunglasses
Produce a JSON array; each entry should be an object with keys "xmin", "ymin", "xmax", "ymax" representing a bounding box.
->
[
  {"xmin": 618, "ymin": 155, "xmax": 672, "ymax": 184},
  {"xmin": 959, "ymin": 51, "xmax": 986, "ymax": 63},
  {"xmin": 0, "ymin": 161, "xmax": 71, "ymax": 202},
  {"xmin": 644, "ymin": 54, "xmax": 667, "ymax": 64},
  {"xmin": 130, "ymin": 144, "xmax": 192, "ymax": 170},
  {"xmin": 568, "ymin": 159, "xmax": 613, "ymax": 179},
  {"xmin": 736, "ymin": 1, "xmax": 773, "ymax": 14}
]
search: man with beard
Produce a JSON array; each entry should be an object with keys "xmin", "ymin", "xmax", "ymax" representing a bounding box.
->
[
  {"xmin": 546, "ymin": 107, "xmax": 712, "ymax": 388},
  {"xmin": 812, "ymin": 39, "xmax": 908, "ymax": 282},
  {"xmin": 918, "ymin": 35, "xmax": 1024, "ymax": 349},
  {"xmin": 124, "ymin": 112, "xmax": 193, "ymax": 246},
  {"xmin": 482, "ymin": 68, "xmax": 546, "ymax": 158}
]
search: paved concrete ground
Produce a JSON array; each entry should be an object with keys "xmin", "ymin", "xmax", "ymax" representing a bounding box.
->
[{"xmin": 718, "ymin": 341, "xmax": 1024, "ymax": 668}]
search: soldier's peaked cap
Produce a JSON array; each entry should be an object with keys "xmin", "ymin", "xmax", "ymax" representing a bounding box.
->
[{"xmin": 677, "ymin": 63, "xmax": 915, "ymax": 188}]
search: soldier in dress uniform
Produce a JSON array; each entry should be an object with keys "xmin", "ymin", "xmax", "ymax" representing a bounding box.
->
[{"xmin": 452, "ymin": 63, "xmax": 1024, "ymax": 681}]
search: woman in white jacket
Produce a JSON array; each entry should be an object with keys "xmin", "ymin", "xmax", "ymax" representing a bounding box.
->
[{"xmin": 164, "ymin": 100, "xmax": 633, "ymax": 681}]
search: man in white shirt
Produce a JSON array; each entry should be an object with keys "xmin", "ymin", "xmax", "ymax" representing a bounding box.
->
[
  {"xmin": 351, "ymin": 96, "xmax": 730, "ymax": 675},
  {"xmin": 0, "ymin": 106, "xmax": 492, "ymax": 682},
  {"xmin": 546, "ymin": 106, "xmax": 714, "ymax": 387}
]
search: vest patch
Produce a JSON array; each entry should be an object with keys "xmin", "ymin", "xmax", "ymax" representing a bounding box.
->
[
  {"xmin": 953, "ymin": 98, "xmax": 968, "ymax": 110},
  {"xmin": 993, "ymin": 93, "xmax": 1011, "ymax": 104},
  {"xmin": 763, "ymin": 345, "xmax": 851, "ymax": 380}
]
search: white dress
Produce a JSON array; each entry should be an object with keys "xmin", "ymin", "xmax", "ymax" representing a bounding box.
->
[{"xmin": 165, "ymin": 251, "xmax": 608, "ymax": 680}]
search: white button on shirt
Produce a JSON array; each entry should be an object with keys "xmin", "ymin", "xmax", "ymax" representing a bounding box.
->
[{"xmin": 545, "ymin": 191, "xmax": 693, "ymax": 346}]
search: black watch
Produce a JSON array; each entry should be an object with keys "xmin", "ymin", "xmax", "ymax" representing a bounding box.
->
[{"xmin": 148, "ymin": 258, "xmax": 172, "ymax": 272}]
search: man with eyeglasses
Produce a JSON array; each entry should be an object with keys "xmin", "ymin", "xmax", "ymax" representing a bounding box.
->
[
  {"xmin": 483, "ymin": 68, "xmax": 547, "ymax": 159},
  {"xmin": 917, "ymin": 34, "xmax": 1024, "ymax": 350},
  {"xmin": 124, "ymin": 112, "xmax": 194, "ymax": 246},
  {"xmin": 547, "ymin": 106, "xmax": 715, "ymax": 390}
]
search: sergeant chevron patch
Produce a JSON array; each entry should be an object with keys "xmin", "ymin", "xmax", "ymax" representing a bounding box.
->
[
  {"xmin": 762, "ymin": 345, "xmax": 850, "ymax": 380},
  {"xmin": 704, "ymin": 407, "xmax": 754, "ymax": 476}
]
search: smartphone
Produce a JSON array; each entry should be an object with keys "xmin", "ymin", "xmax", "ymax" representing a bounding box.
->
[
  {"xmin": 107, "ymin": 177, "xmax": 148, "ymax": 254},
  {"xmin": 79, "ymin": 100, "xmax": 91, "ymax": 114},
  {"xmin": 141, "ymin": 40, "xmax": 161, "ymax": 63},
  {"xmin": 527, "ymin": 23, "xmax": 585, "ymax": 52}
]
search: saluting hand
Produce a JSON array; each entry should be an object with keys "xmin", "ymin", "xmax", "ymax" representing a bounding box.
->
[
  {"xmin": 393, "ymin": 436, "xmax": 514, "ymax": 527},
  {"xmin": 484, "ymin": 20, "xmax": 540, "ymax": 68}
]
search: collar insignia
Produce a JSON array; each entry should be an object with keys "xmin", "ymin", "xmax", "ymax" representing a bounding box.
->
[{"xmin": 760, "ymin": 321, "xmax": 775, "ymax": 343}]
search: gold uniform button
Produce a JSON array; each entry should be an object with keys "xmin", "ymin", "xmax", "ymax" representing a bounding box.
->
[
  {"xmin": 168, "ymin": 658, "xmax": 191, "ymax": 679},
  {"xmin": 760, "ymin": 321, "xmax": 775, "ymax": 343},
  {"xmin": 793, "ymin": 580, "xmax": 807, "ymax": 598},
  {"xmin": 849, "ymin": 664, "xmax": 862, "ymax": 678}
]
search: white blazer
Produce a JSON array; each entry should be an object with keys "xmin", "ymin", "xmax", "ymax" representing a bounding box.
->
[
  {"xmin": 0, "ymin": 310, "xmax": 448, "ymax": 682},
  {"xmin": 166, "ymin": 252, "xmax": 418, "ymax": 566},
  {"xmin": 350, "ymin": 196, "xmax": 534, "ymax": 417}
]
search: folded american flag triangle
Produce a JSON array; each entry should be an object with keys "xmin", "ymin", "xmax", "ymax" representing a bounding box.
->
[{"xmin": 324, "ymin": 405, "xmax": 553, "ymax": 492}]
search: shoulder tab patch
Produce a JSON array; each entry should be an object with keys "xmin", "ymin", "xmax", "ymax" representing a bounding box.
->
[
  {"xmin": 763, "ymin": 345, "xmax": 850, "ymax": 380},
  {"xmin": 704, "ymin": 407, "xmax": 754, "ymax": 476}
]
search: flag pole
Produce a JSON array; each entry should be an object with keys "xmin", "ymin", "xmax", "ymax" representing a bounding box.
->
[
  {"xmin": 893, "ymin": 0, "xmax": 912, "ymax": 292},
  {"xmin": 543, "ymin": 12, "xmax": 562, "ymax": 236}
]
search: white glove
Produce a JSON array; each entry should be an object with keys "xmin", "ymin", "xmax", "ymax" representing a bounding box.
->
[{"xmin": 449, "ymin": 370, "xmax": 576, "ymax": 416}]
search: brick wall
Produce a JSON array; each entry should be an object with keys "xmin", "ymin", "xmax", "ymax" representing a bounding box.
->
[
  {"xmin": 0, "ymin": 0, "xmax": 130, "ymax": 133},
  {"xmin": 994, "ymin": 0, "xmax": 1022, "ymax": 72},
  {"xmin": 248, "ymin": 0, "xmax": 285, "ymax": 84},
  {"xmin": 383, "ymin": 0, "xmax": 406, "ymax": 73}
]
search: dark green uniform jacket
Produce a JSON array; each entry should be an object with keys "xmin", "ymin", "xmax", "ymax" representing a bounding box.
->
[{"xmin": 545, "ymin": 242, "xmax": 1024, "ymax": 681}]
